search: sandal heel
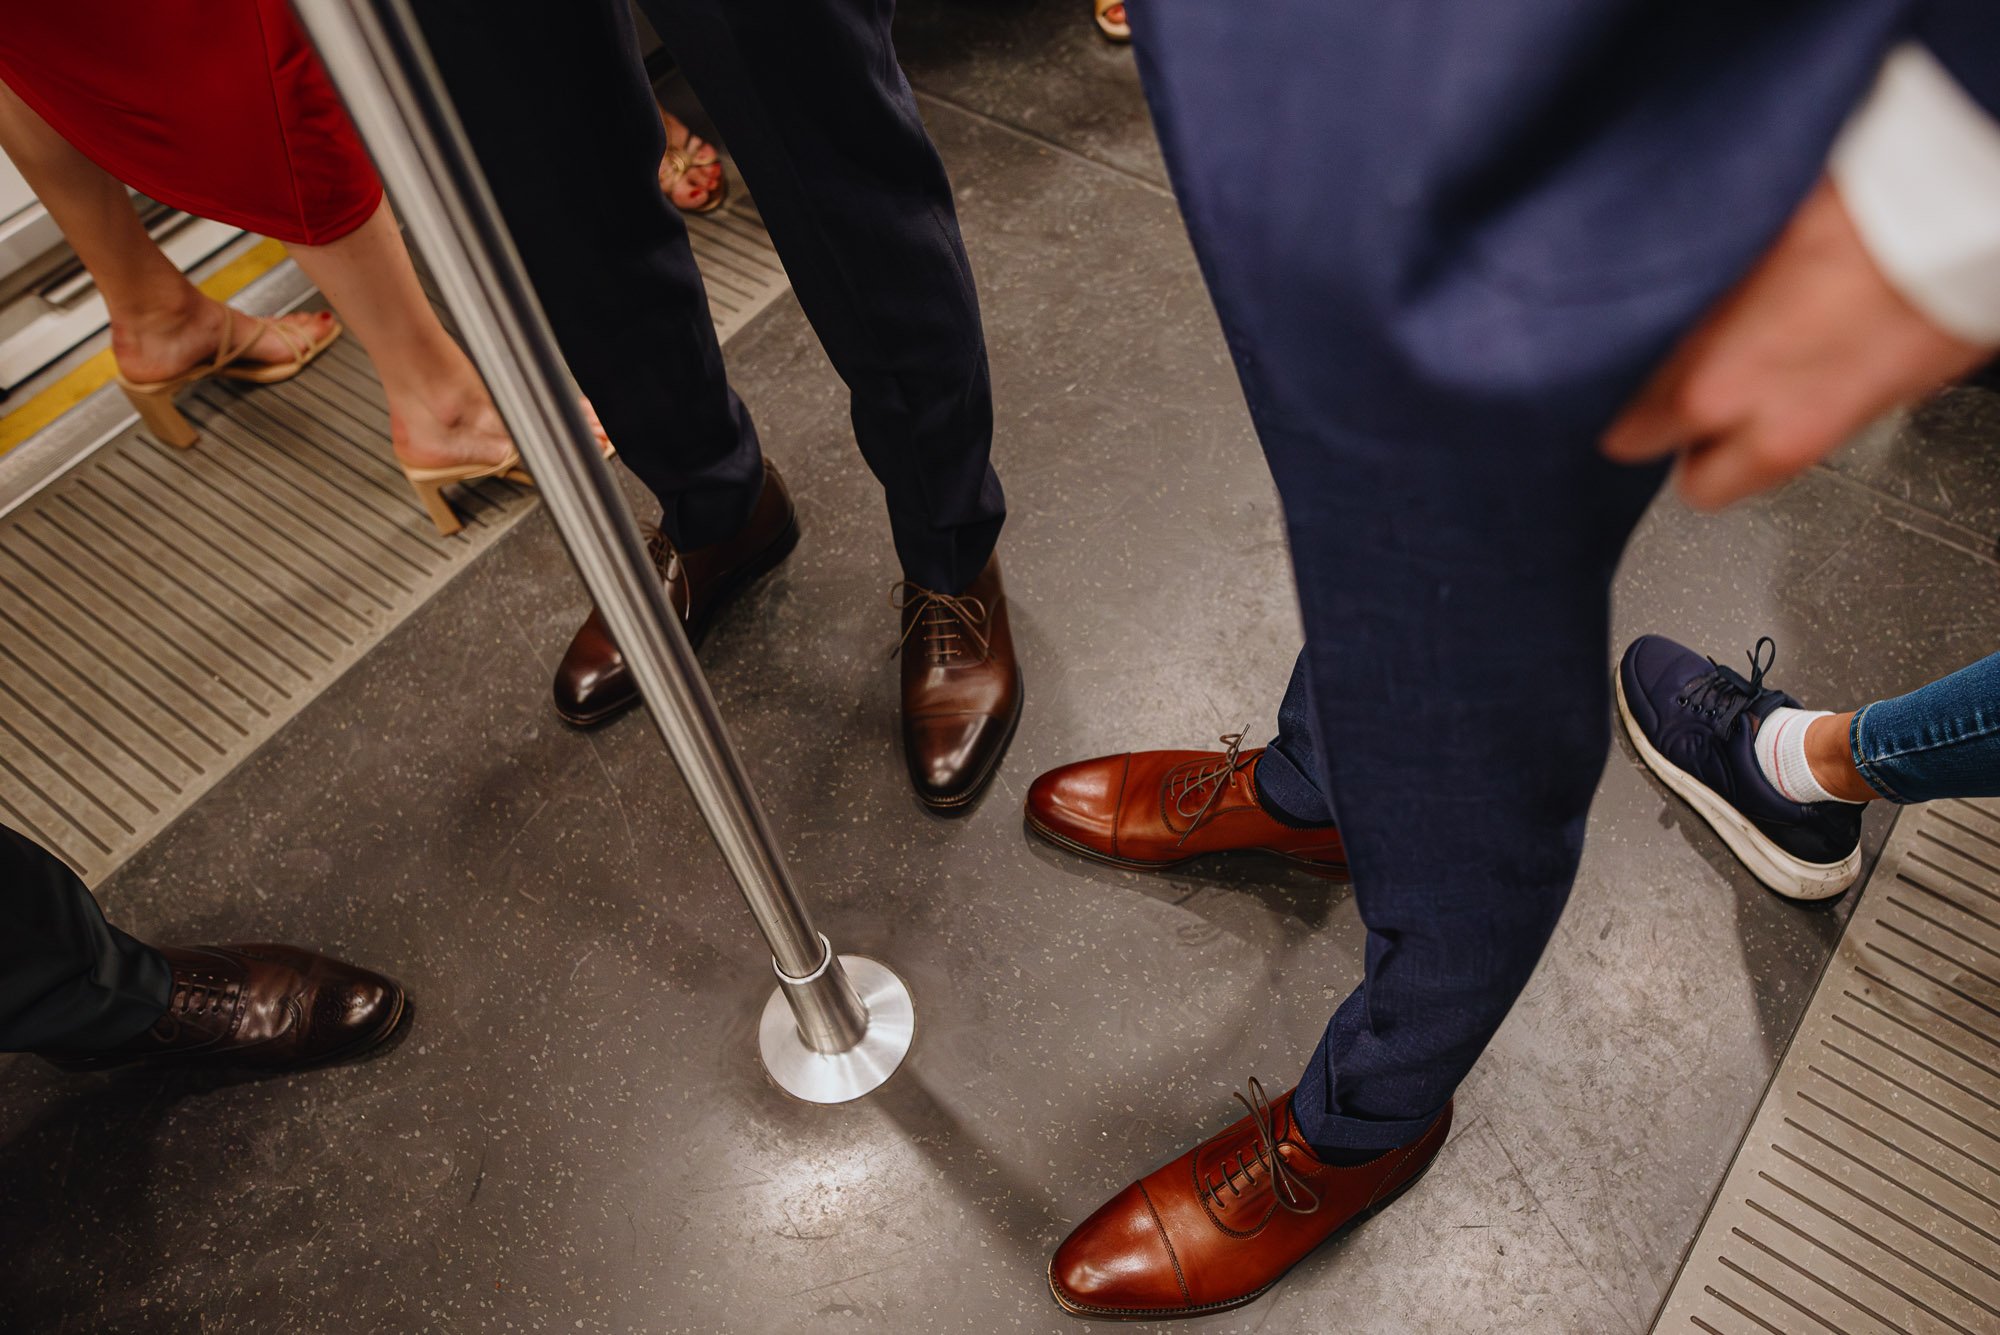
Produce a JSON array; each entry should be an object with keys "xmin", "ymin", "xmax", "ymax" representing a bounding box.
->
[
  {"xmin": 114, "ymin": 310, "xmax": 341, "ymax": 454},
  {"xmin": 120, "ymin": 383, "xmax": 199, "ymax": 448},
  {"xmin": 400, "ymin": 444, "xmax": 549, "ymax": 539},
  {"xmin": 405, "ymin": 474, "xmax": 465, "ymax": 537}
]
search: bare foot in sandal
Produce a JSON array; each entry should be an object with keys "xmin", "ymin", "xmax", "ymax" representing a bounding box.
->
[
  {"xmin": 111, "ymin": 293, "xmax": 337, "ymax": 385},
  {"xmin": 657, "ymin": 106, "xmax": 727, "ymax": 214},
  {"xmin": 1093, "ymin": 0, "xmax": 1131, "ymax": 42},
  {"xmin": 390, "ymin": 369, "xmax": 613, "ymax": 476},
  {"xmin": 392, "ymin": 370, "xmax": 615, "ymax": 536}
]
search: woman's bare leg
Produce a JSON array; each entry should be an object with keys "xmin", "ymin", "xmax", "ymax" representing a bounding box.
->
[
  {"xmin": 0, "ymin": 82, "xmax": 335, "ymax": 383},
  {"xmin": 286, "ymin": 200, "xmax": 516, "ymax": 471},
  {"xmin": 0, "ymin": 82, "xmax": 603, "ymax": 471}
]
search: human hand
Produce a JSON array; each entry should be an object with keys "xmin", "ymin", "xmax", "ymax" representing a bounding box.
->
[{"xmin": 1601, "ymin": 177, "xmax": 1992, "ymax": 510}]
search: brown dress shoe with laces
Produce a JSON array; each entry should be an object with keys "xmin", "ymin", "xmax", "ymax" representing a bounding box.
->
[
  {"xmin": 42, "ymin": 944, "xmax": 406, "ymax": 1072},
  {"xmin": 897, "ymin": 555, "xmax": 1022, "ymax": 811},
  {"xmin": 1025, "ymin": 738, "xmax": 1348, "ymax": 875},
  {"xmin": 554, "ymin": 461, "xmax": 799, "ymax": 726},
  {"xmin": 1050, "ymin": 1081, "xmax": 1451, "ymax": 1320}
]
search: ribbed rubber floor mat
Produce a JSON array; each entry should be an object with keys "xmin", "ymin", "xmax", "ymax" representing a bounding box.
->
[
  {"xmin": 1652, "ymin": 797, "xmax": 2000, "ymax": 1335},
  {"xmin": 0, "ymin": 203, "xmax": 787, "ymax": 883},
  {"xmin": 694, "ymin": 202, "xmax": 791, "ymax": 341}
]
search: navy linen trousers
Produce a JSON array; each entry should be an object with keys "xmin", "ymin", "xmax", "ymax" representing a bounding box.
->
[{"xmin": 1132, "ymin": 0, "xmax": 1916, "ymax": 1150}]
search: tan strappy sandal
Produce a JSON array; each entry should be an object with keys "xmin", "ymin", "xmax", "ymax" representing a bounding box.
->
[
  {"xmin": 401, "ymin": 400, "xmax": 616, "ymax": 537},
  {"xmin": 1094, "ymin": 0, "xmax": 1131, "ymax": 43},
  {"xmin": 402, "ymin": 449, "xmax": 536, "ymax": 538},
  {"xmin": 657, "ymin": 106, "xmax": 728, "ymax": 215},
  {"xmin": 116, "ymin": 310, "xmax": 342, "ymax": 448}
]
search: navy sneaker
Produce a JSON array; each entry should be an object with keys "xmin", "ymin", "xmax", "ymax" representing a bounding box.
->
[{"xmin": 1616, "ymin": 634, "xmax": 1861, "ymax": 900}]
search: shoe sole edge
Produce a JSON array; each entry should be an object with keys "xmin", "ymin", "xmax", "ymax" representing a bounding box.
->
[
  {"xmin": 44, "ymin": 983, "xmax": 408, "ymax": 1074},
  {"xmin": 1615, "ymin": 671, "xmax": 1859, "ymax": 901},
  {"xmin": 1023, "ymin": 812, "xmax": 1347, "ymax": 880}
]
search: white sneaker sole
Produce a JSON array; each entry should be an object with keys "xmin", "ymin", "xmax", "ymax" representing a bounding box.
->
[{"xmin": 1615, "ymin": 671, "xmax": 1860, "ymax": 901}]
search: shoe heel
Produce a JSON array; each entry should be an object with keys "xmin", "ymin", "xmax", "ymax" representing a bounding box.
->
[
  {"xmin": 121, "ymin": 383, "xmax": 198, "ymax": 448},
  {"xmin": 407, "ymin": 474, "xmax": 464, "ymax": 537}
]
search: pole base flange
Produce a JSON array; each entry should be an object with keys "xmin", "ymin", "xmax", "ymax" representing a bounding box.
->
[{"xmin": 758, "ymin": 955, "xmax": 914, "ymax": 1103}]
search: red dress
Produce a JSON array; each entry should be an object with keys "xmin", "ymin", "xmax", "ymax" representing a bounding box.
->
[{"xmin": 0, "ymin": 0, "xmax": 383, "ymax": 245}]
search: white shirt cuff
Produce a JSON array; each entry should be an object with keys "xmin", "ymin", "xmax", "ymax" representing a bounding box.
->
[{"xmin": 1830, "ymin": 42, "xmax": 2000, "ymax": 345}]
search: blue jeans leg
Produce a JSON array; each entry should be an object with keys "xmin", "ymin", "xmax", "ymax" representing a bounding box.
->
[{"xmin": 1851, "ymin": 650, "xmax": 2000, "ymax": 804}]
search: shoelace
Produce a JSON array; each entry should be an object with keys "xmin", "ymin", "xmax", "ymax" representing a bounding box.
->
[
  {"xmin": 889, "ymin": 582, "xmax": 991, "ymax": 663},
  {"xmin": 1203, "ymin": 1077, "xmax": 1321, "ymax": 1215},
  {"xmin": 169, "ymin": 975, "xmax": 235, "ymax": 1019},
  {"xmin": 149, "ymin": 972, "xmax": 237, "ymax": 1039},
  {"xmin": 1171, "ymin": 730, "xmax": 1251, "ymax": 847},
  {"xmin": 645, "ymin": 529, "xmax": 683, "ymax": 581},
  {"xmin": 1679, "ymin": 636, "xmax": 1778, "ymax": 737}
]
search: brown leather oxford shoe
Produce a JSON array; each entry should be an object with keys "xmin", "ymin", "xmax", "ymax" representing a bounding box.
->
[
  {"xmin": 43, "ymin": 943, "xmax": 406, "ymax": 1072},
  {"xmin": 897, "ymin": 555, "xmax": 1022, "ymax": 811},
  {"xmin": 1025, "ymin": 739, "xmax": 1347, "ymax": 875},
  {"xmin": 554, "ymin": 461, "xmax": 799, "ymax": 726},
  {"xmin": 1050, "ymin": 1081, "xmax": 1451, "ymax": 1320}
]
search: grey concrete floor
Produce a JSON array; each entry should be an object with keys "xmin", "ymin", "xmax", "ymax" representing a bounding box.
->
[{"xmin": 5, "ymin": 4, "xmax": 2000, "ymax": 1331}]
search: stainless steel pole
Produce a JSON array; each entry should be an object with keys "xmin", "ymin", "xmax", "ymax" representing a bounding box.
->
[{"xmin": 293, "ymin": 0, "xmax": 913, "ymax": 1102}]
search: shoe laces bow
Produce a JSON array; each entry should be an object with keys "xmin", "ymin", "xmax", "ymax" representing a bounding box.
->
[
  {"xmin": 1204, "ymin": 1076, "xmax": 1321, "ymax": 1215},
  {"xmin": 889, "ymin": 582, "xmax": 991, "ymax": 662},
  {"xmin": 1681, "ymin": 636, "xmax": 1778, "ymax": 736},
  {"xmin": 1172, "ymin": 730, "xmax": 1252, "ymax": 846}
]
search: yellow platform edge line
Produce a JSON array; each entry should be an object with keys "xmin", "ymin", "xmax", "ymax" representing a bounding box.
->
[{"xmin": 0, "ymin": 236, "xmax": 292, "ymax": 456}]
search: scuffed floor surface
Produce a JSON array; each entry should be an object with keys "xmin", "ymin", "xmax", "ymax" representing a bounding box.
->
[{"xmin": 5, "ymin": 4, "xmax": 1999, "ymax": 1331}]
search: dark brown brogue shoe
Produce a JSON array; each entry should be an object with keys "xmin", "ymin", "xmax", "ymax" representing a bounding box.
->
[
  {"xmin": 554, "ymin": 461, "xmax": 799, "ymax": 726},
  {"xmin": 897, "ymin": 555, "xmax": 1023, "ymax": 812},
  {"xmin": 1050, "ymin": 1081, "xmax": 1451, "ymax": 1320},
  {"xmin": 43, "ymin": 943, "xmax": 406, "ymax": 1072},
  {"xmin": 1026, "ymin": 739, "xmax": 1347, "ymax": 875}
]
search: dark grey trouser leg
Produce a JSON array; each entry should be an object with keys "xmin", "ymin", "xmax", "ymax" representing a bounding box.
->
[{"xmin": 0, "ymin": 825, "xmax": 168, "ymax": 1053}]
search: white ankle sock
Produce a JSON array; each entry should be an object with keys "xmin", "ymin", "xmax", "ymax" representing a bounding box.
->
[{"xmin": 1754, "ymin": 707, "xmax": 1856, "ymax": 805}]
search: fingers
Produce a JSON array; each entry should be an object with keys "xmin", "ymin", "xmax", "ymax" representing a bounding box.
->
[
  {"xmin": 1672, "ymin": 413, "xmax": 1840, "ymax": 511},
  {"xmin": 1599, "ymin": 363, "xmax": 1692, "ymax": 465},
  {"xmin": 1600, "ymin": 326, "xmax": 1734, "ymax": 465},
  {"xmin": 1672, "ymin": 433, "xmax": 1779, "ymax": 512},
  {"xmin": 1600, "ymin": 175, "xmax": 1994, "ymax": 512},
  {"xmin": 1604, "ymin": 355, "xmax": 1831, "ymax": 511}
]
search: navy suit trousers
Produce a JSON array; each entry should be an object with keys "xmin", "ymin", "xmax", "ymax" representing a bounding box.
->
[
  {"xmin": 1133, "ymin": 0, "xmax": 1912, "ymax": 1149},
  {"xmin": 0, "ymin": 826, "xmax": 167, "ymax": 1053},
  {"xmin": 413, "ymin": 0, "xmax": 1004, "ymax": 594}
]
